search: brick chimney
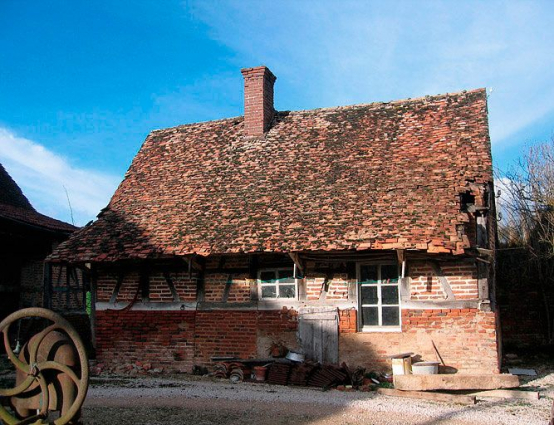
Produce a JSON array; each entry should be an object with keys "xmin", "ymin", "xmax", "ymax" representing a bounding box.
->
[{"xmin": 241, "ymin": 66, "xmax": 277, "ymax": 137}]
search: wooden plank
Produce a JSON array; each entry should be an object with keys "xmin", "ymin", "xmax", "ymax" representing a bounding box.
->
[
  {"xmin": 139, "ymin": 265, "xmax": 150, "ymax": 302},
  {"xmin": 324, "ymin": 314, "xmax": 338, "ymax": 364},
  {"xmin": 196, "ymin": 257, "xmax": 206, "ymax": 302},
  {"xmin": 163, "ymin": 270, "xmax": 181, "ymax": 302},
  {"xmin": 477, "ymin": 261, "xmax": 489, "ymax": 301},
  {"xmin": 288, "ymin": 252, "xmax": 304, "ymax": 275},
  {"xmin": 402, "ymin": 300, "xmax": 480, "ymax": 310},
  {"xmin": 109, "ymin": 272, "xmax": 125, "ymax": 304},
  {"xmin": 42, "ymin": 262, "xmax": 52, "ymax": 309},
  {"xmin": 467, "ymin": 390, "xmax": 539, "ymax": 400},
  {"xmin": 347, "ymin": 279, "xmax": 356, "ymax": 301},
  {"xmin": 90, "ymin": 266, "xmax": 98, "ymax": 350},
  {"xmin": 299, "ymin": 316, "xmax": 315, "ymax": 361},
  {"xmin": 394, "ymin": 374, "xmax": 520, "ymax": 391},
  {"xmin": 399, "ymin": 277, "xmax": 411, "ymax": 301},
  {"xmin": 377, "ymin": 388, "xmax": 476, "ymax": 405},
  {"xmin": 222, "ymin": 274, "xmax": 233, "ymax": 302},
  {"xmin": 429, "ymin": 261, "xmax": 455, "ymax": 300}
]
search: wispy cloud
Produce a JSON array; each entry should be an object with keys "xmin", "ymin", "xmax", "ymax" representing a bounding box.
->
[
  {"xmin": 0, "ymin": 128, "xmax": 120, "ymax": 226},
  {"xmin": 185, "ymin": 0, "xmax": 554, "ymax": 147}
]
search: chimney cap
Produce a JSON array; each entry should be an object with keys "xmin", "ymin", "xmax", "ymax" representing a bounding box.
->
[{"xmin": 241, "ymin": 66, "xmax": 276, "ymax": 83}]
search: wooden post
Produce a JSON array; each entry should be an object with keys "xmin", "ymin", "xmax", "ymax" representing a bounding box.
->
[
  {"xmin": 90, "ymin": 264, "xmax": 98, "ymax": 351},
  {"xmin": 43, "ymin": 262, "xmax": 53, "ymax": 309},
  {"xmin": 248, "ymin": 255, "xmax": 258, "ymax": 301},
  {"xmin": 163, "ymin": 270, "xmax": 181, "ymax": 302},
  {"xmin": 196, "ymin": 256, "xmax": 206, "ymax": 303},
  {"xmin": 139, "ymin": 263, "xmax": 150, "ymax": 302},
  {"xmin": 109, "ymin": 271, "xmax": 125, "ymax": 304},
  {"xmin": 429, "ymin": 261, "xmax": 455, "ymax": 300}
]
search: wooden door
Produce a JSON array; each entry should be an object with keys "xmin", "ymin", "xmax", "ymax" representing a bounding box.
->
[{"xmin": 298, "ymin": 307, "xmax": 339, "ymax": 364}]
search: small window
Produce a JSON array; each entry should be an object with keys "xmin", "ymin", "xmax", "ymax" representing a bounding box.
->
[
  {"xmin": 358, "ymin": 263, "xmax": 401, "ymax": 330},
  {"xmin": 258, "ymin": 268, "xmax": 296, "ymax": 299}
]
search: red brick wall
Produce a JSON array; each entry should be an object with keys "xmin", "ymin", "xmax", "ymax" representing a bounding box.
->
[
  {"xmin": 204, "ymin": 273, "xmax": 251, "ymax": 302},
  {"xmin": 95, "ymin": 309, "xmax": 298, "ymax": 372},
  {"xmin": 193, "ymin": 311, "xmax": 257, "ymax": 364},
  {"xmin": 96, "ymin": 270, "xmax": 197, "ymax": 303},
  {"xmin": 339, "ymin": 308, "xmax": 357, "ymax": 333},
  {"xmin": 340, "ymin": 308, "xmax": 499, "ymax": 374},
  {"xmin": 96, "ymin": 310, "xmax": 196, "ymax": 373},
  {"xmin": 409, "ymin": 261, "xmax": 479, "ymax": 300},
  {"xmin": 305, "ymin": 273, "xmax": 349, "ymax": 301}
]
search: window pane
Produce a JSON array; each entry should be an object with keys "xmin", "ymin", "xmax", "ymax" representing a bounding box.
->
[
  {"xmin": 261, "ymin": 286, "xmax": 277, "ymax": 298},
  {"xmin": 260, "ymin": 271, "xmax": 276, "ymax": 283},
  {"xmin": 362, "ymin": 307, "xmax": 378, "ymax": 326},
  {"xmin": 361, "ymin": 286, "xmax": 378, "ymax": 305},
  {"xmin": 381, "ymin": 286, "xmax": 399, "ymax": 305},
  {"xmin": 278, "ymin": 285, "xmax": 296, "ymax": 298},
  {"xmin": 360, "ymin": 265, "xmax": 378, "ymax": 283},
  {"xmin": 278, "ymin": 269, "xmax": 295, "ymax": 283},
  {"xmin": 381, "ymin": 264, "xmax": 399, "ymax": 283},
  {"xmin": 382, "ymin": 307, "xmax": 400, "ymax": 326}
]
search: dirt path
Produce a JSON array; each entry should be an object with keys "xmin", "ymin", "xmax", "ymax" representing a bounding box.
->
[{"xmin": 81, "ymin": 377, "xmax": 550, "ymax": 425}]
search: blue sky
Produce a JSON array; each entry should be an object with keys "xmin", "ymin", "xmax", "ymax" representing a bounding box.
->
[{"xmin": 1, "ymin": 0, "xmax": 553, "ymax": 226}]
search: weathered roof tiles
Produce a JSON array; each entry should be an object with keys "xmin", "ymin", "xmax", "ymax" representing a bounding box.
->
[
  {"xmin": 50, "ymin": 88, "xmax": 492, "ymax": 263},
  {"xmin": 0, "ymin": 163, "xmax": 76, "ymax": 234}
]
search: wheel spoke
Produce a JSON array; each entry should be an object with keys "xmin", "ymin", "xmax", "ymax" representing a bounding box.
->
[
  {"xmin": 28, "ymin": 324, "xmax": 59, "ymax": 365},
  {"xmin": 36, "ymin": 372, "xmax": 49, "ymax": 418},
  {"xmin": 2, "ymin": 324, "xmax": 30, "ymax": 375},
  {"xmin": 0, "ymin": 375, "xmax": 35, "ymax": 397},
  {"xmin": 37, "ymin": 361, "xmax": 80, "ymax": 387}
]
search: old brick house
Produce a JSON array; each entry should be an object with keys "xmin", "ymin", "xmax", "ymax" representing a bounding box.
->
[
  {"xmin": 0, "ymin": 163, "xmax": 76, "ymax": 323},
  {"xmin": 49, "ymin": 66, "xmax": 499, "ymax": 374}
]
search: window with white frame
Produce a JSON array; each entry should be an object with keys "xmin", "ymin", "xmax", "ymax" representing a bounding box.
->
[
  {"xmin": 258, "ymin": 268, "xmax": 296, "ymax": 299},
  {"xmin": 358, "ymin": 263, "xmax": 401, "ymax": 330}
]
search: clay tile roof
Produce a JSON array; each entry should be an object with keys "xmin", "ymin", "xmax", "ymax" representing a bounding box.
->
[
  {"xmin": 50, "ymin": 89, "xmax": 492, "ymax": 263},
  {"xmin": 0, "ymin": 163, "xmax": 77, "ymax": 234}
]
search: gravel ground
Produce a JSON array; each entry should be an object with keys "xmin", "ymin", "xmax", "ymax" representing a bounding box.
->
[
  {"xmin": 82, "ymin": 374, "xmax": 551, "ymax": 425},
  {"xmin": 2, "ymin": 353, "xmax": 553, "ymax": 424}
]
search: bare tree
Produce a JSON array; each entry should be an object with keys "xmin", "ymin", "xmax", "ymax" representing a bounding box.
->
[{"xmin": 498, "ymin": 139, "xmax": 554, "ymax": 342}]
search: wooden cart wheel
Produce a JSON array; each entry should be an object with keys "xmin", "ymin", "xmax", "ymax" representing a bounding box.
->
[{"xmin": 0, "ymin": 308, "xmax": 89, "ymax": 425}]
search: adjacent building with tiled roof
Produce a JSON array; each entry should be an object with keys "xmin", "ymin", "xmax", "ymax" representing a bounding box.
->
[
  {"xmin": 0, "ymin": 163, "xmax": 76, "ymax": 323},
  {"xmin": 50, "ymin": 66, "xmax": 500, "ymax": 375}
]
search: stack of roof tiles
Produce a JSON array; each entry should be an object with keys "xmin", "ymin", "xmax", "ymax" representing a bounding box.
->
[
  {"xmin": 49, "ymin": 89, "xmax": 492, "ymax": 263},
  {"xmin": 267, "ymin": 363, "xmax": 291, "ymax": 386}
]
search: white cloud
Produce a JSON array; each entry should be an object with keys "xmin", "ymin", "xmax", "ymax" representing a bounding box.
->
[
  {"xmin": 0, "ymin": 128, "xmax": 120, "ymax": 226},
  {"xmin": 185, "ymin": 0, "xmax": 554, "ymax": 147}
]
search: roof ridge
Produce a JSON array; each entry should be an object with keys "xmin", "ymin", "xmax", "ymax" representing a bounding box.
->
[
  {"xmin": 152, "ymin": 88, "xmax": 486, "ymax": 134},
  {"xmin": 151, "ymin": 115, "xmax": 243, "ymax": 134},
  {"xmin": 285, "ymin": 88, "xmax": 486, "ymax": 115}
]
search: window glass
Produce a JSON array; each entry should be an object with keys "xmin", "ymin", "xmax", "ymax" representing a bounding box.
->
[
  {"xmin": 360, "ymin": 265, "xmax": 378, "ymax": 283},
  {"xmin": 381, "ymin": 264, "xmax": 399, "ymax": 283},
  {"xmin": 259, "ymin": 268, "xmax": 297, "ymax": 299},
  {"xmin": 362, "ymin": 307, "xmax": 379, "ymax": 326},
  {"xmin": 261, "ymin": 286, "xmax": 277, "ymax": 298},
  {"xmin": 361, "ymin": 286, "xmax": 378, "ymax": 305},
  {"xmin": 382, "ymin": 307, "xmax": 400, "ymax": 326},
  {"xmin": 278, "ymin": 285, "xmax": 296, "ymax": 298},
  {"xmin": 381, "ymin": 286, "xmax": 399, "ymax": 305}
]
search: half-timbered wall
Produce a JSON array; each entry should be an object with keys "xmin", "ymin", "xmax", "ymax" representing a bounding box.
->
[{"xmin": 92, "ymin": 252, "xmax": 499, "ymax": 374}]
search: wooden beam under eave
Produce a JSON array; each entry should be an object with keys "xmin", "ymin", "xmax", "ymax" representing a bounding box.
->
[{"xmin": 288, "ymin": 252, "xmax": 304, "ymax": 274}]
